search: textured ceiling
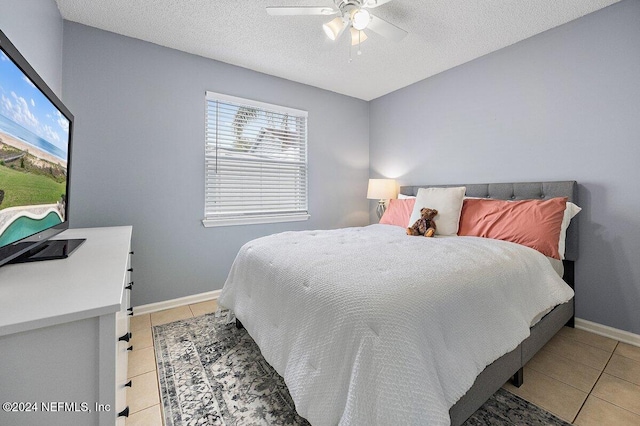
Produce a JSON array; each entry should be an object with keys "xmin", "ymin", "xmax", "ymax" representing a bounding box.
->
[{"xmin": 55, "ymin": 0, "xmax": 620, "ymax": 101}]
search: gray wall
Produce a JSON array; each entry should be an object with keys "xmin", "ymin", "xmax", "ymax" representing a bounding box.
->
[
  {"xmin": 0, "ymin": 0, "xmax": 63, "ymax": 97},
  {"xmin": 370, "ymin": 0, "xmax": 640, "ymax": 334},
  {"xmin": 62, "ymin": 22, "xmax": 370, "ymax": 306}
]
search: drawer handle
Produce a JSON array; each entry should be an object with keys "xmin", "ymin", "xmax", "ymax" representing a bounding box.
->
[
  {"xmin": 127, "ymin": 307, "xmax": 133, "ymax": 313},
  {"xmin": 118, "ymin": 332, "xmax": 132, "ymax": 342},
  {"xmin": 127, "ymin": 346, "xmax": 133, "ymax": 351},
  {"xmin": 127, "ymin": 268, "xmax": 133, "ymax": 272},
  {"xmin": 125, "ymin": 282, "xmax": 134, "ymax": 290},
  {"xmin": 117, "ymin": 407, "xmax": 129, "ymax": 417},
  {"xmin": 129, "ymin": 251, "xmax": 134, "ymax": 255},
  {"xmin": 124, "ymin": 380, "xmax": 132, "ymax": 388}
]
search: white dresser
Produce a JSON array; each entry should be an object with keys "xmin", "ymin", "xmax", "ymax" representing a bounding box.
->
[{"xmin": 0, "ymin": 226, "xmax": 133, "ymax": 426}]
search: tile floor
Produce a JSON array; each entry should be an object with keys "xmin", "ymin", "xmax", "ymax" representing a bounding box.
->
[
  {"xmin": 125, "ymin": 299, "xmax": 218, "ymax": 425},
  {"xmin": 126, "ymin": 302, "xmax": 640, "ymax": 425},
  {"xmin": 503, "ymin": 327, "xmax": 640, "ymax": 425}
]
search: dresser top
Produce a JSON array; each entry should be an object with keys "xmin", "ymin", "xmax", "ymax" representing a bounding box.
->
[{"xmin": 0, "ymin": 226, "xmax": 132, "ymax": 336}]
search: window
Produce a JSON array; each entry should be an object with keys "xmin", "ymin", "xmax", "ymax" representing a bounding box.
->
[{"xmin": 203, "ymin": 92, "xmax": 309, "ymax": 227}]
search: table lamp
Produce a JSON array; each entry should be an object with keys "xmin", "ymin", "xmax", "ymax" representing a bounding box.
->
[{"xmin": 367, "ymin": 179, "xmax": 397, "ymax": 219}]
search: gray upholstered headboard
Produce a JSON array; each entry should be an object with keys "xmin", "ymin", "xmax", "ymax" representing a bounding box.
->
[{"xmin": 399, "ymin": 181, "xmax": 579, "ymax": 261}]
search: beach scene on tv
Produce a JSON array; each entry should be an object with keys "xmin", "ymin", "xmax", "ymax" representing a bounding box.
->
[{"xmin": 0, "ymin": 50, "xmax": 69, "ymax": 248}]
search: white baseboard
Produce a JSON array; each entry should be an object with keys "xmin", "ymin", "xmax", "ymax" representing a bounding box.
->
[
  {"xmin": 133, "ymin": 290, "xmax": 221, "ymax": 315},
  {"xmin": 575, "ymin": 318, "xmax": 640, "ymax": 347}
]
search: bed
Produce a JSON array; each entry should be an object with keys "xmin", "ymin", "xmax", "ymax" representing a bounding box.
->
[{"xmin": 219, "ymin": 181, "xmax": 578, "ymax": 426}]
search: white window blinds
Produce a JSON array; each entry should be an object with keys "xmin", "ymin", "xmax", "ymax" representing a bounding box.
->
[{"xmin": 204, "ymin": 92, "xmax": 309, "ymax": 227}]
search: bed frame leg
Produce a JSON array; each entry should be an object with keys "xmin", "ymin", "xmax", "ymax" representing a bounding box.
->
[
  {"xmin": 235, "ymin": 319, "xmax": 244, "ymax": 329},
  {"xmin": 565, "ymin": 316, "xmax": 575, "ymax": 328},
  {"xmin": 563, "ymin": 260, "xmax": 576, "ymax": 328},
  {"xmin": 512, "ymin": 367, "xmax": 524, "ymax": 387}
]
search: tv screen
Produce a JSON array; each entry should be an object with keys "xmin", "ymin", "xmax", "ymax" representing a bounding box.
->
[{"xmin": 0, "ymin": 30, "xmax": 75, "ymax": 267}]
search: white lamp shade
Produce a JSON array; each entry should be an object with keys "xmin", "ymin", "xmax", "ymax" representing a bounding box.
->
[
  {"xmin": 350, "ymin": 28, "xmax": 368, "ymax": 46},
  {"xmin": 351, "ymin": 9, "xmax": 371, "ymax": 31},
  {"xmin": 323, "ymin": 17, "xmax": 345, "ymax": 40},
  {"xmin": 367, "ymin": 179, "xmax": 397, "ymax": 200}
]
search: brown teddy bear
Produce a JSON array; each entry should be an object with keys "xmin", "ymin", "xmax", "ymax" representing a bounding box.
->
[{"xmin": 407, "ymin": 208, "xmax": 438, "ymax": 237}]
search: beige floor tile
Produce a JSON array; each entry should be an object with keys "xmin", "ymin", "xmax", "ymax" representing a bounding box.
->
[
  {"xmin": 557, "ymin": 326, "xmax": 618, "ymax": 353},
  {"xmin": 574, "ymin": 395, "xmax": 640, "ymax": 426},
  {"xmin": 190, "ymin": 299, "xmax": 218, "ymax": 317},
  {"xmin": 130, "ymin": 314, "xmax": 151, "ymax": 332},
  {"xmin": 592, "ymin": 373, "xmax": 640, "ymax": 415},
  {"xmin": 605, "ymin": 354, "xmax": 640, "ymax": 386},
  {"xmin": 130, "ymin": 327, "xmax": 153, "ymax": 351},
  {"xmin": 543, "ymin": 334, "xmax": 612, "ymax": 371},
  {"xmin": 616, "ymin": 342, "xmax": 640, "ymax": 363},
  {"xmin": 126, "ymin": 404, "xmax": 163, "ymax": 426},
  {"xmin": 128, "ymin": 346, "xmax": 156, "ymax": 378},
  {"xmin": 150, "ymin": 306, "xmax": 193, "ymax": 326},
  {"xmin": 127, "ymin": 371, "xmax": 160, "ymax": 414},
  {"xmin": 503, "ymin": 367, "xmax": 587, "ymax": 423},
  {"xmin": 526, "ymin": 348, "xmax": 601, "ymax": 392}
]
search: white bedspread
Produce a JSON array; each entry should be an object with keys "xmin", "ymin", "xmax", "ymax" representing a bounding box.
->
[{"xmin": 218, "ymin": 224, "xmax": 574, "ymax": 425}]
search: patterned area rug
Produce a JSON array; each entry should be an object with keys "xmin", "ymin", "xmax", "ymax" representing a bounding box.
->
[{"xmin": 153, "ymin": 313, "xmax": 570, "ymax": 426}]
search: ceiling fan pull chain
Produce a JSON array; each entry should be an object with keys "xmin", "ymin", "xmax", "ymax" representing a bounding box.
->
[{"xmin": 358, "ymin": 30, "xmax": 362, "ymax": 55}]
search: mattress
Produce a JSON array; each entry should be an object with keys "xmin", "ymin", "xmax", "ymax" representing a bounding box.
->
[
  {"xmin": 219, "ymin": 224, "xmax": 574, "ymax": 425},
  {"xmin": 547, "ymin": 256, "xmax": 564, "ymax": 277}
]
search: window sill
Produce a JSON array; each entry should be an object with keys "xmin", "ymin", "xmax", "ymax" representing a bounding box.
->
[{"xmin": 202, "ymin": 214, "xmax": 310, "ymax": 228}]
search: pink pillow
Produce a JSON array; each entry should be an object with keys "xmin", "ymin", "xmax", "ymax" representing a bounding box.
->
[
  {"xmin": 379, "ymin": 198, "xmax": 416, "ymax": 228},
  {"xmin": 458, "ymin": 197, "xmax": 567, "ymax": 259}
]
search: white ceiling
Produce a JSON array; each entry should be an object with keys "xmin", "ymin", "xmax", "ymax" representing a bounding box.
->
[{"xmin": 55, "ymin": 0, "xmax": 620, "ymax": 101}]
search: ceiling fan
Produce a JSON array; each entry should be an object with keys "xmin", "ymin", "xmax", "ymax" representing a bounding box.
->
[{"xmin": 266, "ymin": 0, "xmax": 407, "ymax": 50}]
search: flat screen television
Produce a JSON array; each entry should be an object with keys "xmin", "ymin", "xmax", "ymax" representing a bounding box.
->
[{"xmin": 0, "ymin": 30, "xmax": 82, "ymax": 268}]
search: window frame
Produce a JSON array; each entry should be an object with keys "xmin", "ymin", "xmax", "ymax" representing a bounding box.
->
[{"xmin": 202, "ymin": 91, "xmax": 309, "ymax": 227}]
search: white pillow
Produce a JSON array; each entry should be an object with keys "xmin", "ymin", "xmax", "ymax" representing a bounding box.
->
[
  {"xmin": 398, "ymin": 194, "xmax": 416, "ymax": 199},
  {"xmin": 558, "ymin": 202, "xmax": 581, "ymax": 259},
  {"xmin": 408, "ymin": 187, "xmax": 466, "ymax": 235}
]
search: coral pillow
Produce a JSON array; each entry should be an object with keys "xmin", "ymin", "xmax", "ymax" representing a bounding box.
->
[
  {"xmin": 458, "ymin": 197, "xmax": 568, "ymax": 259},
  {"xmin": 379, "ymin": 198, "xmax": 416, "ymax": 228}
]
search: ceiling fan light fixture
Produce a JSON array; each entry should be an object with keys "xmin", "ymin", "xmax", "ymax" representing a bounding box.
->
[
  {"xmin": 350, "ymin": 27, "xmax": 368, "ymax": 46},
  {"xmin": 351, "ymin": 9, "xmax": 371, "ymax": 31},
  {"xmin": 323, "ymin": 17, "xmax": 345, "ymax": 40}
]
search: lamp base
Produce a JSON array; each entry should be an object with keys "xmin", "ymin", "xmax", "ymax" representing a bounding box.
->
[{"xmin": 376, "ymin": 200, "xmax": 386, "ymax": 219}]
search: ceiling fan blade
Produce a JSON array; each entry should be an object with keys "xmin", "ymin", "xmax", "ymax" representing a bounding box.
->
[
  {"xmin": 362, "ymin": 0, "xmax": 394, "ymax": 8},
  {"xmin": 367, "ymin": 14, "xmax": 408, "ymax": 42},
  {"xmin": 266, "ymin": 6, "xmax": 338, "ymax": 16}
]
